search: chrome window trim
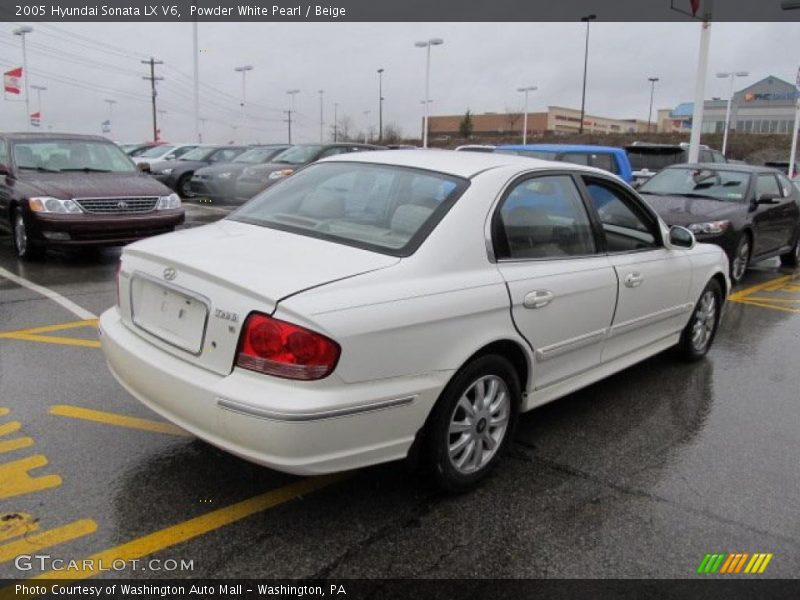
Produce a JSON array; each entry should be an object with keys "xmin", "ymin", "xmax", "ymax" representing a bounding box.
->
[{"xmin": 216, "ymin": 395, "xmax": 416, "ymax": 422}]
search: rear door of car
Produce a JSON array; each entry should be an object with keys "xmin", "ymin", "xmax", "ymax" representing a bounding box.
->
[
  {"xmin": 753, "ymin": 173, "xmax": 796, "ymax": 255},
  {"xmin": 0, "ymin": 138, "xmax": 10, "ymax": 230},
  {"xmin": 578, "ymin": 174, "xmax": 693, "ymax": 363},
  {"xmin": 492, "ymin": 172, "xmax": 618, "ymax": 390}
]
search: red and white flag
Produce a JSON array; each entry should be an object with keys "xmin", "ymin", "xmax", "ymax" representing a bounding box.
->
[
  {"xmin": 30, "ymin": 112, "xmax": 41, "ymax": 127},
  {"xmin": 4, "ymin": 67, "xmax": 22, "ymax": 95}
]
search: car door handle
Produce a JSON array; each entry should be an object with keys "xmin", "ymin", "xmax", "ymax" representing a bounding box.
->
[
  {"xmin": 523, "ymin": 290, "xmax": 554, "ymax": 309},
  {"xmin": 624, "ymin": 272, "xmax": 643, "ymax": 288}
]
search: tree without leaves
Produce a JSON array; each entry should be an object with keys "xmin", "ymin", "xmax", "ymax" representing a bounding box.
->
[{"xmin": 459, "ymin": 109, "xmax": 474, "ymax": 139}]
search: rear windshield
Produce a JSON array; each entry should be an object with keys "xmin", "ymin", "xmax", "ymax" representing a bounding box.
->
[
  {"xmin": 495, "ymin": 149, "xmax": 557, "ymax": 160},
  {"xmin": 231, "ymin": 162, "xmax": 468, "ymax": 256},
  {"xmin": 234, "ymin": 147, "xmax": 288, "ymax": 164},
  {"xmin": 272, "ymin": 145, "xmax": 324, "ymax": 165},
  {"xmin": 12, "ymin": 139, "xmax": 136, "ymax": 173},
  {"xmin": 138, "ymin": 145, "xmax": 175, "ymax": 158},
  {"xmin": 626, "ymin": 147, "xmax": 686, "ymax": 170}
]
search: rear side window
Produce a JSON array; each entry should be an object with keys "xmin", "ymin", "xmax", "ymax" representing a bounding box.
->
[
  {"xmin": 777, "ymin": 174, "xmax": 794, "ymax": 198},
  {"xmin": 590, "ymin": 153, "xmax": 618, "ymax": 174},
  {"xmin": 0, "ymin": 140, "xmax": 7, "ymax": 166},
  {"xmin": 584, "ymin": 178, "xmax": 659, "ymax": 252},
  {"xmin": 494, "ymin": 175, "xmax": 597, "ymax": 260},
  {"xmin": 559, "ymin": 153, "xmax": 590, "ymax": 166}
]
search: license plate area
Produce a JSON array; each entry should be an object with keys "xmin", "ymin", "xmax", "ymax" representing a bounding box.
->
[{"xmin": 130, "ymin": 274, "xmax": 209, "ymax": 355}]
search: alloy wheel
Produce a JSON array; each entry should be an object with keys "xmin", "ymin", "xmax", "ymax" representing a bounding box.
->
[
  {"xmin": 13, "ymin": 212, "xmax": 27, "ymax": 256},
  {"xmin": 732, "ymin": 240, "xmax": 749, "ymax": 282},
  {"xmin": 691, "ymin": 290, "xmax": 717, "ymax": 352},
  {"xmin": 447, "ymin": 375, "xmax": 510, "ymax": 474}
]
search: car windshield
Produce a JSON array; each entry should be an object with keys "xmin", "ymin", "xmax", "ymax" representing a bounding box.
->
[
  {"xmin": 640, "ymin": 167, "xmax": 750, "ymax": 202},
  {"xmin": 138, "ymin": 145, "xmax": 174, "ymax": 158},
  {"xmin": 231, "ymin": 162, "xmax": 467, "ymax": 255},
  {"xmin": 234, "ymin": 147, "xmax": 287, "ymax": 164},
  {"xmin": 272, "ymin": 145, "xmax": 323, "ymax": 165},
  {"xmin": 495, "ymin": 149, "xmax": 558, "ymax": 160},
  {"xmin": 180, "ymin": 146, "xmax": 218, "ymax": 161},
  {"xmin": 12, "ymin": 139, "xmax": 136, "ymax": 173}
]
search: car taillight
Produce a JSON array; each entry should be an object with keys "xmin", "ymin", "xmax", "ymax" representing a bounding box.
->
[{"xmin": 236, "ymin": 312, "xmax": 340, "ymax": 380}]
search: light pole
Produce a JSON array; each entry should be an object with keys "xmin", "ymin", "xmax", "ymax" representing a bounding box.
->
[
  {"xmin": 362, "ymin": 110, "xmax": 371, "ymax": 144},
  {"xmin": 286, "ymin": 89, "xmax": 300, "ymax": 143},
  {"xmin": 234, "ymin": 65, "xmax": 254, "ymax": 142},
  {"xmin": 31, "ymin": 84, "xmax": 46, "ymax": 128},
  {"xmin": 318, "ymin": 90, "xmax": 324, "ymax": 143},
  {"xmin": 415, "ymin": 38, "xmax": 444, "ymax": 148},
  {"xmin": 377, "ymin": 68, "xmax": 384, "ymax": 142},
  {"xmin": 192, "ymin": 21, "xmax": 201, "ymax": 143},
  {"xmin": 578, "ymin": 14, "xmax": 596, "ymax": 134},
  {"xmin": 716, "ymin": 71, "xmax": 749, "ymax": 156},
  {"xmin": 647, "ymin": 77, "xmax": 659, "ymax": 133},
  {"xmin": 13, "ymin": 26, "xmax": 33, "ymax": 131},
  {"xmin": 333, "ymin": 102, "xmax": 339, "ymax": 142},
  {"xmin": 104, "ymin": 98, "xmax": 116, "ymax": 137},
  {"xmin": 517, "ymin": 86, "xmax": 537, "ymax": 144}
]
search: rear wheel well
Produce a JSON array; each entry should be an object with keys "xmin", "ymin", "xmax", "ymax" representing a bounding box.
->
[{"xmin": 406, "ymin": 339, "xmax": 530, "ymax": 468}]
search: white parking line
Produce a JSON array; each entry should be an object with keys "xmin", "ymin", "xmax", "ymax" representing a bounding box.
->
[{"xmin": 0, "ymin": 266, "xmax": 97, "ymax": 320}]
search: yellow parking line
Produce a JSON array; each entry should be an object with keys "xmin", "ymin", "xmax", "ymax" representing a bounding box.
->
[
  {"xmin": 0, "ymin": 519, "xmax": 98, "ymax": 564},
  {"xmin": 24, "ymin": 474, "xmax": 346, "ymax": 581},
  {"xmin": 0, "ymin": 320, "xmax": 98, "ymax": 337},
  {"xmin": 2, "ymin": 333, "xmax": 102, "ymax": 349},
  {"xmin": 0, "ymin": 409, "xmax": 8, "ymax": 417},
  {"xmin": 734, "ymin": 300, "xmax": 800, "ymax": 314},
  {"xmin": 744, "ymin": 296, "xmax": 800, "ymax": 304},
  {"xmin": 49, "ymin": 405, "xmax": 191, "ymax": 437},
  {"xmin": 729, "ymin": 274, "xmax": 793, "ymax": 302}
]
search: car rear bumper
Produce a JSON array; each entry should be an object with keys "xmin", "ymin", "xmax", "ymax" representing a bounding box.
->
[
  {"xmin": 30, "ymin": 210, "xmax": 185, "ymax": 246},
  {"xmin": 99, "ymin": 308, "xmax": 449, "ymax": 475}
]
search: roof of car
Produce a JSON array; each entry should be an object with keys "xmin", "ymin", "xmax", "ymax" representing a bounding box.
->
[
  {"xmin": 498, "ymin": 144, "xmax": 624, "ymax": 154},
  {"xmin": 667, "ymin": 162, "xmax": 780, "ymax": 174},
  {"xmin": 322, "ymin": 148, "xmax": 611, "ymax": 179},
  {"xmin": 2, "ymin": 132, "xmax": 112, "ymax": 142}
]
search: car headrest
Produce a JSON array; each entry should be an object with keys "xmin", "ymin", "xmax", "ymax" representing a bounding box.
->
[
  {"xmin": 298, "ymin": 189, "xmax": 346, "ymax": 219},
  {"xmin": 391, "ymin": 204, "xmax": 434, "ymax": 236}
]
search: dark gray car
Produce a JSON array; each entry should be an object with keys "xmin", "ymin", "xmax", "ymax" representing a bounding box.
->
[{"xmin": 189, "ymin": 144, "xmax": 290, "ymax": 204}]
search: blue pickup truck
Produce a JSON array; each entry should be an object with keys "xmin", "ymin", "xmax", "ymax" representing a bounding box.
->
[{"xmin": 495, "ymin": 144, "xmax": 634, "ymax": 184}]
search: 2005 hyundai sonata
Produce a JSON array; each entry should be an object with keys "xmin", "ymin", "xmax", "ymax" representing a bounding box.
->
[{"xmin": 100, "ymin": 150, "xmax": 729, "ymax": 490}]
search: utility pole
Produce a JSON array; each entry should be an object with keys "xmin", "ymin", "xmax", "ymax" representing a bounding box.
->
[
  {"xmin": 141, "ymin": 57, "xmax": 164, "ymax": 142},
  {"xmin": 192, "ymin": 21, "xmax": 201, "ymax": 143},
  {"xmin": 13, "ymin": 26, "xmax": 33, "ymax": 131},
  {"xmin": 199, "ymin": 117, "xmax": 207, "ymax": 143},
  {"xmin": 285, "ymin": 110, "xmax": 293, "ymax": 144},
  {"xmin": 363, "ymin": 110, "xmax": 371, "ymax": 144},
  {"xmin": 647, "ymin": 77, "xmax": 659, "ymax": 133},
  {"xmin": 286, "ymin": 89, "xmax": 299, "ymax": 143},
  {"xmin": 377, "ymin": 68, "xmax": 384, "ymax": 142}
]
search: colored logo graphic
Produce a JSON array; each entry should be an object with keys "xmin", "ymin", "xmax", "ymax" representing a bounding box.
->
[{"xmin": 697, "ymin": 552, "xmax": 773, "ymax": 575}]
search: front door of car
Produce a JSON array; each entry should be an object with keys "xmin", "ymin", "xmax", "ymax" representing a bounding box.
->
[
  {"xmin": 579, "ymin": 176, "xmax": 693, "ymax": 363},
  {"xmin": 492, "ymin": 173, "xmax": 618, "ymax": 390},
  {"xmin": 752, "ymin": 173, "xmax": 797, "ymax": 254}
]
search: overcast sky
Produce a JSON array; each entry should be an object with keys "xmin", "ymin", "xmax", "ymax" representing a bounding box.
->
[{"xmin": 0, "ymin": 21, "xmax": 798, "ymax": 144}]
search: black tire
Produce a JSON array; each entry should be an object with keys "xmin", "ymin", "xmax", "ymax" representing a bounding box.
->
[
  {"xmin": 177, "ymin": 173, "xmax": 193, "ymax": 198},
  {"xmin": 424, "ymin": 354, "xmax": 520, "ymax": 492},
  {"xmin": 11, "ymin": 207, "xmax": 44, "ymax": 261},
  {"xmin": 729, "ymin": 234, "xmax": 750, "ymax": 284},
  {"xmin": 779, "ymin": 232, "xmax": 800, "ymax": 267},
  {"xmin": 676, "ymin": 279, "xmax": 722, "ymax": 362}
]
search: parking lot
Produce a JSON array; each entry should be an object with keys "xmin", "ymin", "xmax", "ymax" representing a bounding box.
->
[{"xmin": 1, "ymin": 199, "xmax": 799, "ymax": 583}]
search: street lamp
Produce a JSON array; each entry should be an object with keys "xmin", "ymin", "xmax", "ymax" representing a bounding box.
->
[
  {"xmin": 716, "ymin": 71, "xmax": 749, "ymax": 156},
  {"xmin": 234, "ymin": 65, "xmax": 254, "ymax": 141},
  {"xmin": 415, "ymin": 38, "xmax": 444, "ymax": 148},
  {"xmin": 517, "ymin": 86, "xmax": 537, "ymax": 144},
  {"xmin": 579, "ymin": 15, "xmax": 596, "ymax": 134},
  {"xmin": 377, "ymin": 68, "xmax": 384, "ymax": 142},
  {"xmin": 13, "ymin": 25, "xmax": 33, "ymax": 131},
  {"xmin": 104, "ymin": 98, "xmax": 116, "ymax": 136},
  {"xmin": 647, "ymin": 77, "xmax": 659, "ymax": 133}
]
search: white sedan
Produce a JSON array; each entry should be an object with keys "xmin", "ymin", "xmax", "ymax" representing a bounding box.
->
[{"xmin": 100, "ymin": 150, "xmax": 729, "ymax": 490}]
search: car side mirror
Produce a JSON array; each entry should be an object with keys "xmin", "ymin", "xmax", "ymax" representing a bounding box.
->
[
  {"xmin": 668, "ymin": 225, "xmax": 695, "ymax": 249},
  {"xmin": 138, "ymin": 162, "xmax": 151, "ymax": 173},
  {"xmin": 756, "ymin": 193, "xmax": 780, "ymax": 205},
  {"xmin": 0, "ymin": 163, "xmax": 13, "ymax": 178}
]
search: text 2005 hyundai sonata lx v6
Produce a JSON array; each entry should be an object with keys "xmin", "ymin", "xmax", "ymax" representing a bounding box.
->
[{"xmin": 100, "ymin": 150, "xmax": 730, "ymax": 490}]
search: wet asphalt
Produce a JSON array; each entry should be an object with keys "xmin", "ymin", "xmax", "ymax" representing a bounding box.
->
[{"xmin": 0, "ymin": 200, "xmax": 798, "ymax": 581}]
